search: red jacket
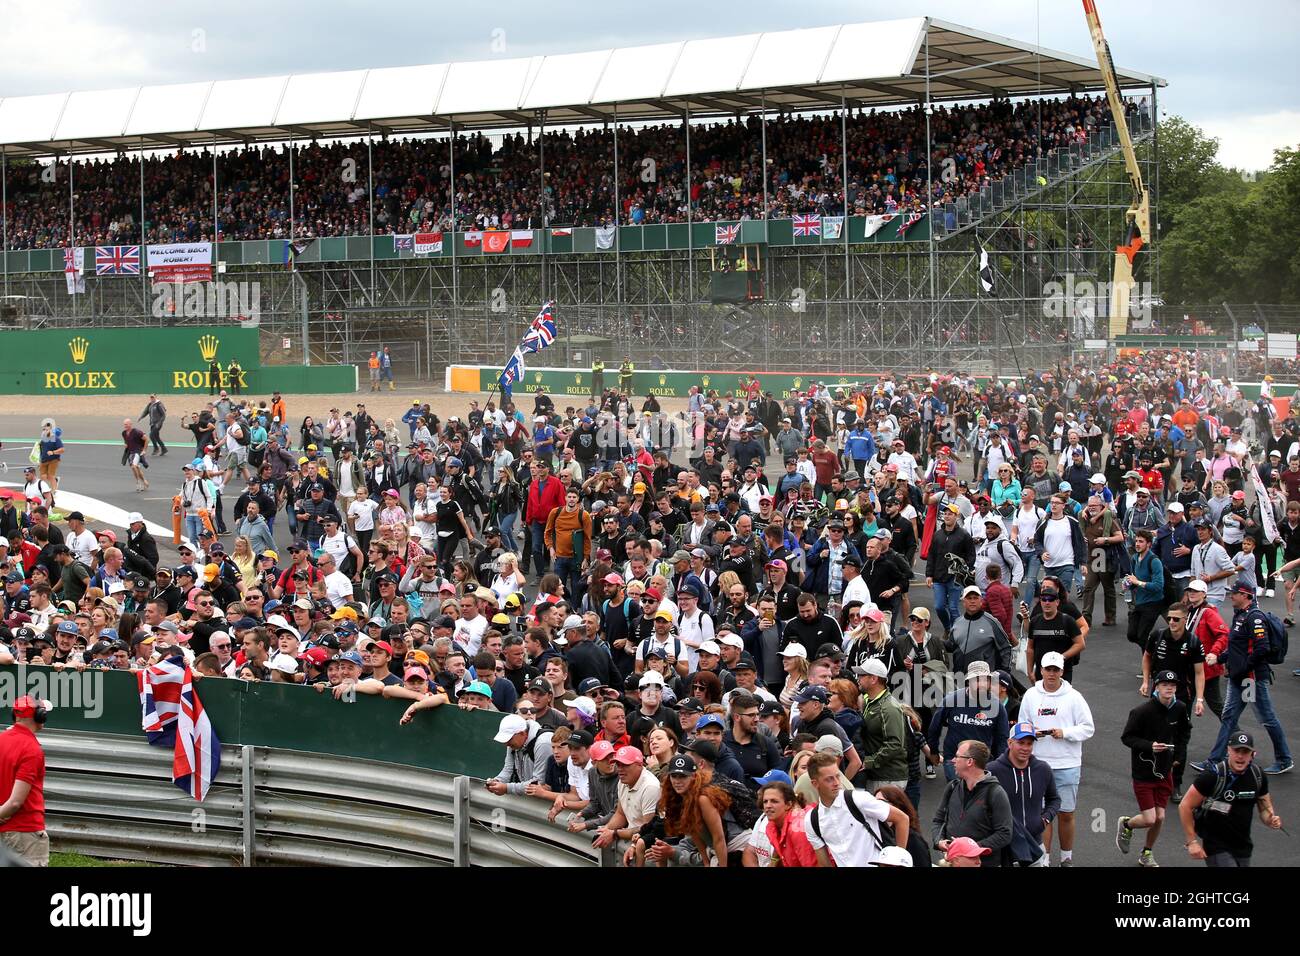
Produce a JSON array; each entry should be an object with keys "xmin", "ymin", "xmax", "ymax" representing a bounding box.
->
[
  {"xmin": 1190, "ymin": 603, "xmax": 1229, "ymax": 679},
  {"xmin": 526, "ymin": 476, "xmax": 566, "ymax": 526},
  {"xmin": 983, "ymin": 582, "xmax": 1015, "ymax": 638}
]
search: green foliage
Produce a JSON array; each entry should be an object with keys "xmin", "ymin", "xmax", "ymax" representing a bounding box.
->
[{"xmin": 1158, "ymin": 119, "xmax": 1299, "ymax": 306}]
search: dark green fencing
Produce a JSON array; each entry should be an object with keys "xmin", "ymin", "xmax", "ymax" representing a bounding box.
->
[{"xmin": 2, "ymin": 664, "xmax": 505, "ymax": 779}]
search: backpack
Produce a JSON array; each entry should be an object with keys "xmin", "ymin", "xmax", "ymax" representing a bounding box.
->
[
  {"xmin": 809, "ymin": 792, "xmax": 894, "ymax": 853},
  {"xmin": 1193, "ymin": 762, "xmax": 1264, "ymax": 821},
  {"xmin": 233, "ymin": 419, "xmax": 251, "ymax": 446},
  {"xmin": 1261, "ymin": 610, "xmax": 1289, "ymax": 665},
  {"xmin": 712, "ymin": 774, "xmax": 762, "ymax": 830}
]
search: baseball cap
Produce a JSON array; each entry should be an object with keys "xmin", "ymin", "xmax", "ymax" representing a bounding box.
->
[
  {"xmin": 961, "ymin": 585, "xmax": 983, "ymax": 599},
  {"xmin": 268, "ymin": 653, "xmax": 299, "ymax": 675},
  {"xmin": 337, "ymin": 651, "xmax": 364, "ymax": 667},
  {"xmin": 814, "ymin": 734, "xmax": 844, "ymax": 756},
  {"xmin": 793, "ymin": 685, "xmax": 829, "ymax": 705},
  {"xmin": 1089, "ymin": 473, "xmax": 1106, "ymax": 484},
  {"xmin": 910, "ymin": 607, "xmax": 930, "ymax": 622},
  {"xmin": 1229, "ymin": 581, "xmax": 1257, "ymax": 596},
  {"xmin": 12, "ymin": 696, "xmax": 53, "ymax": 719},
  {"xmin": 526, "ymin": 677, "xmax": 552, "ymax": 695},
  {"xmin": 566, "ymin": 697, "xmax": 598, "ymax": 721},
  {"xmin": 853, "ymin": 658, "xmax": 889, "ymax": 679},
  {"xmin": 698, "ymin": 640, "xmax": 721, "ymax": 656},
  {"xmin": 694, "ymin": 713, "xmax": 727, "ymax": 733},
  {"xmin": 1167, "ymin": 502, "xmax": 1185, "ymax": 514},
  {"xmin": 589, "ymin": 740, "xmax": 616, "ymax": 762},
  {"xmin": 1229, "ymin": 731, "xmax": 1255, "ymax": 750},
  {"xmin": 945, "ymin": 837, "xmax": 992, "ymax": 861},
  {"xmin": 1039, "ymin": 651, "xmax": 1066, "ymax": 671},
  {"xmin": 567, "ymin": 729, "xmax": 595, "ymax": 750},
  {"xmin": 611, "ymin": 746, "xmax": 644, "ymax": 766},
  {"xmin": 638, "ymin": 671, "xmax": 666, "ymax": 689},
  {"xmin": 779, "ymin": 642, "xmax": 808, "ymax": 659},
  {"xmin": 752, "ymin": 769, "xmax": 794, "ymax": 787},
  {"xmin": 1010, "ymin": 721, "xmax": 1037, "ymax": 740},
  {"xmin": 667, "ymin": 754, "xmax": 697, "ymax": 776},
  {"xmin": 494, "ymin": 714, "xmax": 528, "ymax": 743},
  {"xmin": 677, "ymin": 696, "xmax": 704, "ymax": 714},
  {"xmin": 1154, "ymin": 670, "xmax": 1180, "ymax": 686},
  {"xmin": 871, "ymin": 846, "xmax": 914, "ymax": 868},
  {"xmin": 603, "ymin": 572, "xmax": 625, "ymax": 587}
]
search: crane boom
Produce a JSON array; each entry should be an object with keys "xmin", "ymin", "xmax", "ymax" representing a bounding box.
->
[{"xmin": 1082, "ymin": 0, "xmax": 1150, "ymax": 337}]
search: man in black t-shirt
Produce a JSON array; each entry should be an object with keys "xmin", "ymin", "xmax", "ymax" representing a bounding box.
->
[
  {"xmin": 1141, "ymin": 608, "xmax": 1205, "ymax": 713},
  {"xmin": 1025, "ymin": 583, "xmax": 1083, "ymax": 682},
  {"xmin": 1179, "ymin": 731, "xmax": 1282, "ymax": 867}
]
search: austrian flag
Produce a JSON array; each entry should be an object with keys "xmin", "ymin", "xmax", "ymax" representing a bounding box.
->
[{"xmin": 138, "ymin": 655, "xmax": 221, "ymax": 801}]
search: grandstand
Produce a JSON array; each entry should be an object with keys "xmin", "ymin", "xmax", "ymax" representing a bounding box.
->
[{"xmin": 0, "ymin": 16, "xmax": 1164, "ymax": 377}]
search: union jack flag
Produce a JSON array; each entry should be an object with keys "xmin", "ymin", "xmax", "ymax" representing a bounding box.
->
[
  {"xmin": 95, "ymin": 245, "xmax": 140, "ymax": 275},
  {"xmin": 138, "ymin": 655, "xmax": 221, "ymax": 801},
  {"xmin": 393, "ymin": 234, "xmax": 414, "ymax": 251},
  {"xmin": 715, "ymin": 224, "xmax": 739, "ymax": 245},
  {"xmin": 499, "ymin": 347, "xmax": 526, "ymax": 399},
  {"xmin": 792, "ymin": 214, "xmax": 821, "ymax": 237},
  {"xmin": 520, "ymin": 300, "xmax": 557, "ymax": 354}
]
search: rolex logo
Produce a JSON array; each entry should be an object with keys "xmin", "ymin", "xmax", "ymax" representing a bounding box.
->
[
  {"xmin": 793, "ymin": 377, "xmax": 803, "ymax": 388},
  {"xmin": 575, "ymin": 373, "xmax": 582, "ymax": 384},
  {"xmin": 68, "ymin": 336, "xmax": 90, "ymax": 365},
  {"xmin": 534, "ymin": 371, "xmax": 543, "ymax": 383},
  {"xmin": 701, "ymin": 375, "xmax": 710, "ymax": 387},
  {"xmin": 659, "ymin": 374, "xmax": 667, "ymax": 385},
  {"xmin": 197, "ymin": 334, "xmax": 220, "ymax": 363}
]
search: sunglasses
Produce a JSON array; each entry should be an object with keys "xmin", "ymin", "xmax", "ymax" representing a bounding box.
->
[{"xmin": 1039, "ymin": 593, "xmax": 1060, "ymax": 601}]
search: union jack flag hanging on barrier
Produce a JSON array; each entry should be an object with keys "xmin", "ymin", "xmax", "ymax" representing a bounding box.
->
[
  {"xmin": 138, "ymin": 655, "xmax": 221, "ymax": 801},
  {"xmin": 95, "ymin": 245, "xmax": 140, "ymax": 275},
  {"xmin": 792, "ymin": 214, "xmax": 821, "ymax": 237},
  {"xmin": 715, "ymin": 224, "xmax": 739, "ymax": 245}
]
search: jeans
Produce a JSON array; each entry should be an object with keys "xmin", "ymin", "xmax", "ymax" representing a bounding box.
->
[
  {"xmin": 183, "ymin": 514, "xmax": 204, "ymax": 545},
  {"xmin": 932, "ymin": 580, "xmax": 961, "ymax": 632},
  {"xmin": 498, "ymin": 510, "xmax": 517, "ymax": 544},
  {"xmin": 528, "ymin": 523, "xmax": 549, "ymax": 575},
  {"xmin": 1208, "ymin": 676, "xmax": 1292, "ymax": 764},
  {"xmin": 943, "ymin": 760, "xmax": 957, "ymax": 783},
  {"xmin": 554, "ymin": 556, "xmax": 581, "ymax": 601},
  {"xmin": 1045, "ymin": 564, "xmax": 1077, "ymax": 596},
  {"xmin": 1018, "ymin": 550, "xmax": 1041, "ymax": 606},
  {"xmin": 905, "ymin": 780, "xmax": 922, "ymax": 817}
]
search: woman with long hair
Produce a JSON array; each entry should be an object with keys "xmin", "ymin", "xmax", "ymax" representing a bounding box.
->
[
  {"xmin": 844, "ymin": 605, "xmax": 897, "ymax": 676},
  {"xmin": 231, "ymin": 535, "xmax": 256, "ymax": 583},
  {"xmin": 787, "ymin": 750, "xmax": 816, "ymax": 803},
  {"xmin": 759, "ymin": 702, "xmax": 791, "ymax": 754},
  {"xmin": 635, "ymin": 756, "xmax": 732, "ymax": 867},
  {"xmin": 778, "ymin": 649, "xmax": 810, "ymax": 709},
  {"xmin": 757, "ymin": 780, "xmax": 818, "ymax": 867},
  {"xmin": 644, "ymin": 726, "xmax": 681, "ymax": 780},
  {"xmin": 299, "ymin": 416, "xmax": 323, "ymax": 451},
  {"xmin": 873, "ymin": 785, "xmax": 932, "ymax": 867},
  {"xmin": 827, "ymin": 677, "xmax": 863, "ymax": 743},
  {"xmin": 433, "ymin": 483, "xmax": 477, "ymax": 575},
  {"xmin": 490, "ymin": 465, "xmax": 522, "ymax": 544}
]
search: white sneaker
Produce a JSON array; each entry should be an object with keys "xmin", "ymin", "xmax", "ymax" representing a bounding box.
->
[
  {"xmin": 1267, "ymin": 589, "xmax": 1276, "ymax": 598},
  {"xmin": 1257, "ymin": 587, "xmax": 1266, "ymax": 596}
]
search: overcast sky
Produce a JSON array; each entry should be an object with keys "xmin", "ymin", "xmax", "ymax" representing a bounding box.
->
[{"xmin": 0, "ymin": 0, "xmax": 1294, "ymax": 170}]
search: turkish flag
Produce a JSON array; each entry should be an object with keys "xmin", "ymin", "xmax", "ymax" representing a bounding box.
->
[{"xmin": 483, "ymin": 230, "xmax": 510, "ymax": 253}]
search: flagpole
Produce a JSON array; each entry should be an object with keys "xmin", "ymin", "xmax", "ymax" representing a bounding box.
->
[
  {"xmin": 613, "ymin": 103, "xmax": 622, "ymax": 357},
  {"xmin": 69, "ymin": 152, "xmax": 76, "ymax": 320},
  {"xmin": 449, "ymin": 120, "xmax": 458, "ymax": 365},
  {"xmin": 2, "ymin": 150, "xmax": 7, "ymax": 301}
]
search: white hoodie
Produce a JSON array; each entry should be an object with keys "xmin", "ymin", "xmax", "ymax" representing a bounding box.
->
[{"xmin": 1017, "ymin": 678, "xmax": 1095, "ymax": 770}]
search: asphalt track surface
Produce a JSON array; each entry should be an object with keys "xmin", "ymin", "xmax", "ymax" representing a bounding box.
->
[{"xmin": 4, "ymin": 411, "xmax": 1297, "ymax": 868}]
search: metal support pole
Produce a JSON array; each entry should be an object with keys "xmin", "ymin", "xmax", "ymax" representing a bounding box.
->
[
  {"xmin": 69, "ymin": 155, "xmax": 76, "ymax": 322},
  {"xmin": 140, "ymin": 139, "xmax": 147, "ymax": 315},
  {"xmin": 449, "ymin": 122, "xmax": 458, "ymax": 363},
  {"xmin": 212, "ymin": 138, "xmax": 219, "ymax": 243},
  {"xmin": 924, "ymin": 29, "xmax": 936, "ymax": 372},
  {"xmin": 760, "ymin": 92, "xmax": 768, "ymax": 220},
  {"xmin": 685, "ymin": 106, "xmax": 693, "ymax": 353},
  {"xmin": 613, "ymin": 105, "xmax": 622, "ymax": 336},
  {"xmin": 241, "ymin": 744, "xmax": 255, "ymax": 867},
  {"xmin": 1224, "ymin": 301, "xmax": 1239, "ymax": 379},
  {"xmin": 841, "ymin": 89, "xmax": 850, "ymax": 374},
  {"xmin": 288, "ymin": 142, "xmax": 295, "ymax": 241},
  {"xmin": 539, "ymin": 110, "xmax": 547, "ymax": 303},
  {"xmin": 368, "ymin": 126, "xmax": 376, "ymax": 306},
  {"xmin": 2, "ymin": 151, "xmax": 7, "ymax": 300},
  {"xmin": 452, "ymin": 775, "xmax": 471, "ymax": 867},
  {"xmin": 299, "ymin": 272, "xmax": 310, "ymax": 366}
]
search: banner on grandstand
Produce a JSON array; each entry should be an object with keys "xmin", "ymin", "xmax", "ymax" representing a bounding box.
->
[
  {"xmin": 483, "ymin": 230, "xmax": 510, "ymax": 254},
  {"xmin": 822, "ymin": 216, "xmax": 844, "ymax": 240},
  {"xmin": 95, "ymin": 245, "xmax": 141, "ymax": 276},
  {"xmin": 147, "ymin": 243, "xmax": 213, "ymax": 283},
  {"xmin": 715, "ymin": 224, "xmax": 739, "ymax": 245},
  {"xmin": 594, "ymin": 226, "xmax": 616, "ymax": 250},
  {"xmin": 464, "ymin": 230, "xmax": 483, "ymax": 249},
  {"xmin": 511, "ymin": 230, "xmax": 535, "ymax": 249},
  {"xmin": 862, "ymin": 214, "xmax": 895, "ymax": 239},
  {"xmin": 63, "ymin": 247, "xmax": 85, "ymax": 295},
  {"xmin": 393, "ymin": 234, "xmax": 414, "ymax": 252},
  {"xmin": 413, "ymin": 231, "xmax": 443, "ymax": 255},
  {"xmin": 897, "ymin": 211, "xmax": 925, "ymax": 238},
  {"xmin": 793, "ymin": 214, "xmax": 821, "ymax": 237}
]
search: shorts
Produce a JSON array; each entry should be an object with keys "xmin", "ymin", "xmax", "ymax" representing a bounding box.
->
[
  {"xmin": 226, "ymin": 448, "xmax": 248, "ymax": 468},
  {"xmin": 128, "ymin": 452, "xmax": 143, "ymax": 467},
  {"xmin": 0, "ymin": 829, "xmax": 49, "ymax": 867},
  {"xmin": 1052, "ymin": 766, "xmax": 1081, "ymax": 813},
  {"xmin": 1284, "ymin": 568, "xmax": 1300, "ymax": 585},
  {"xmin": 1133, "ymin": 777, "xmax": 1174, "ymax": 811}
]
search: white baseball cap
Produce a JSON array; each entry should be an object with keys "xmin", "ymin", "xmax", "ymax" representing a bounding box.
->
[
  {"xmin": 1167, "ymin": 502, "xmax": 1184, "ymax": 513},
  {"xmin": 494, "ymin": 713, "xmax": 528, "ymax": 743},
  {"xmin": 1089, "ymin": 473, "xmax": 1106, "ymax": 484},
  {"xmin": 779, "ymin": 643, "xmax": 808, "ymax": 659},
  {"xmin": 638, "ymin": 671, "xmax": 666, "ymax": 688},
  {"xmin": 719, "ymin": 634, "xmax": 745, "ymax": 649},
  {"xmin": 126, "ymin": 512, "xmax": 144, "ymax": 524},
  {"xmin": 853, "ymin": 658, "xmax": 890, "ymax": 679},
  {"xmin": 268, "ymin": 653, "xmax": 299, "ymax": 674},
  {"xmin": 698, "ymin": 640, "xmax": 721, "ymax": 656},
  {"xmin": 1184, "ymin": 579, "xmax": 1208, "ymax": 593},
  {"xmin": 1040, "ymin": 651, "xmax": 1066, "ymax": 670}
]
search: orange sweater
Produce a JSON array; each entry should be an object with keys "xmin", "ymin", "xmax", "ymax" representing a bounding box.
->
[{"xmin": 545, "ymin": 506, "xmax": 594, "ymax": 558}]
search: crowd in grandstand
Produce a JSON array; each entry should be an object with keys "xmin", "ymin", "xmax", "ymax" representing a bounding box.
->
[
  {"xmin": 1, "ymin": 95, "xmax": 1119, "ymax": 248},
  {"xmin": 0, "ymin": 344, "xmax": 1292, "ymax": 867}
]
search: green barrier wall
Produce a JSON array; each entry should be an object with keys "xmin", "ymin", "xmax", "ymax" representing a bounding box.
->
[
  {"xmin": 0, "ymin": 326, "xmax": 356, "ymax": 394},
  {"xmin": 0, "ymin": 664, "xmax": 504, "ymax": 778},
  {"xmin": 459, "ymin": 365, "xmax": 1287, "ymax": 403}
]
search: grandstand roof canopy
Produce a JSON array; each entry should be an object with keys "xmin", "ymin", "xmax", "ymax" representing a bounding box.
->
[{"xmin": 0, "ymin": 16, "xmax": 1164, "ymax": 158}]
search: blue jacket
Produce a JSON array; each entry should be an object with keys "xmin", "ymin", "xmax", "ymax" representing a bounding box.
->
[
  {"xmin": 1154, "ymin": 519, "xmax": 1197, "ymax": 578},
  {"xmin": 1227, "ymin": 602, "xmax": 1273, "ymax": 684},
  {"xmin": 927, "ymin": 689, "xmax": 1010, "ymax": 761},
  {"xmin": 1131, "ymin": 550, "xmax": 1165, "ymax": 607},
  {"xmin": 844, "ymin": 429, "xmax": 877, "ymax": 462},
  {"xmin": 739, "ymin": 616, "xmax": 786, "ymax": 684},
  {"xmin": 987, "ymin": 752, "xmax": 1059, "ymax": 857},
  {"xmin": 802, "ymin": 540, "xmax": 862, "ymax": 596}
]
